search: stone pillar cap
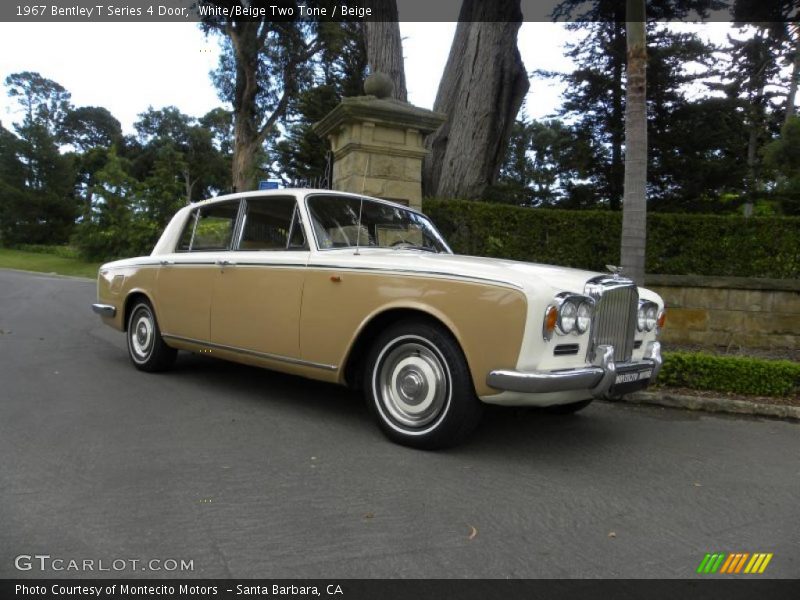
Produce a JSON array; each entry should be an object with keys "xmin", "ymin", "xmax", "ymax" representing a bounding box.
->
[{"xmin": 313, "ymin": 95, "xmax": 446, "ymax": 139}]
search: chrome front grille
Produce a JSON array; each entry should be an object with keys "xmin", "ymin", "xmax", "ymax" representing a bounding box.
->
[{"xmin": 586, "ymin": 279, "xmax": 638, "ymax": 363}]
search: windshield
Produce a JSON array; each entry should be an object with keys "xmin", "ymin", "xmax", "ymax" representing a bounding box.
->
[{"xmin": 306, "ymin": 195, "xmax": 451, "ymax": 253}]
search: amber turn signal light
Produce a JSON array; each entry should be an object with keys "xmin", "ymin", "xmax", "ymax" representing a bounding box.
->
[
  {"xmin": 657, "ymin": 309, "xmax": 667, "ymax": 330},
  {"xmin": 543, "ymin": 305, "xmax": 559, "ymax": 340}
]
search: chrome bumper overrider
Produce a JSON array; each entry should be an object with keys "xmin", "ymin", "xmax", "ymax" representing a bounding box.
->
[
  {"xmin": 91, "ymin": 303, "xmax": 116, "ymax": 318},
  {"xmin": 486, "ymin": 342, "xmax": 662, "ymax": 398}
]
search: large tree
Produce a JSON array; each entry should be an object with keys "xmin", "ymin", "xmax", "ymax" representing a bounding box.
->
[
  {"xmin": 131, "ymin": 106, "xmax": 228, "ymax": 207},
  {"xmin": 61, "ymin": 106, "xmax": 123, "ymax": 219},
  {"xmin": 361, "ymin": 0, "xmax": 407, "ymax": 100},
  {"xmin": 552, "ymin": 0, "xmax": 724, "ymax": 212},
  {"xmin": 725, "ymin": 26, "xmax": 786, "ymax": 213},
  {"xmin": 273, "ymin": 22, "xmax": 367, "ymax": 186},
  {"xmin": 3, "ymin": 72, "xmax": 77, "ymax": 244},
  {"xmin": 0, "ymin": 122, "xmax": 27, "ymax": 244},
  {"xmin": 423, "ymin": 0, "xmax": 529, "ymax": 199},
  {"xmin": 764, "ymin": 115, "xmax": 800, "ymax": 214},
  {"xmin": 202, "ymin": 5, "xmax": 325, "ymax": 191}
]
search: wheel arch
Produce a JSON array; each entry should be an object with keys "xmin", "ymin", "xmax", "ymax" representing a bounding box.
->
[
  {"xmin": 341, "ymin": 305, "xmax": 471, "ymax": 392},
  {"xmin": 122, "ymin": 290, "xmax": 156, "ymax": 332}
]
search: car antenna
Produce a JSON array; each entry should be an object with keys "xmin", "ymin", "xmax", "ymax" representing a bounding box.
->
[{"xmin": 355, "ymin": 155, "xmax": 370, "ymax": 255}]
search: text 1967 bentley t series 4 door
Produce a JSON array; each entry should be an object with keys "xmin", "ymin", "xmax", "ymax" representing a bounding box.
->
[{"xmin": 93, "ymin": 189, "xmax": 665, "ymax": 448}]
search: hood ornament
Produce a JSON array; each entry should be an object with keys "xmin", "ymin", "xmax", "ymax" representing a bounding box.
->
[{"xmin": 606, "ymin": 265, "xmax": 624, "ymax": 279}]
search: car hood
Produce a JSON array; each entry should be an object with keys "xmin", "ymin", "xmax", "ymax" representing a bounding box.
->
[{"xmin": 312, "ymin": 249, "xmax": 604, "ymax": 297}]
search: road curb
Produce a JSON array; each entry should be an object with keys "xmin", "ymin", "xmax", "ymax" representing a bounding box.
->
[
  {"xmin": 0, "ymin": 267, "xmax": 93, "ymax": 281},
  {"xmin": 620, "ymin": 390, "xmax": 800, "ymax": 421}
]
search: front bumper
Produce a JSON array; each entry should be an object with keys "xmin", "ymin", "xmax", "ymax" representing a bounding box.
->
[{"xmin": 486, "ymin": 342, "xmax": 662, "ymax": 398}]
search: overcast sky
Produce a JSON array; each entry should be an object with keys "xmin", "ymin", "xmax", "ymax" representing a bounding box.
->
[{"xmin": 0, "ymin": 21, "xmax": 732, "ymax": 135}]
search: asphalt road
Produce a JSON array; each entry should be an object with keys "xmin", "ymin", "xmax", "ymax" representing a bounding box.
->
[{"xmin": 1, "ymin": 268, "xmax": 798, "ymax": 579}]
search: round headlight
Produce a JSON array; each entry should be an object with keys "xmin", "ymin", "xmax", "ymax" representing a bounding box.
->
[
  {"xmin": 637, "ymin": 306, "xmax": 647, "ymax": 332},
  {"xmin": 559, "ymin": 300, "xmax": 577, "ymax": 334},
  {"xmin": 576, "ymin": 301, "xmax": 592, "ymax": 334},
  {"xmin": 645, "ymin": 305, "xmax": 657, "ymax": 331}
]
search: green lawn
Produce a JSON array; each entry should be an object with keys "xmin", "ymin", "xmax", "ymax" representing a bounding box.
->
[{"xmin": 0, "ymin": 248, "xmax": 101, "ymax": 279}]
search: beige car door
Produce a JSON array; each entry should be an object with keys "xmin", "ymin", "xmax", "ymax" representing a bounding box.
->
[
  {"xmin": 156, "ymin": 200, "xmax": 241, "ymax": 343},
  {"xmin": 210, "ymin": 196, "xmax": 308, "ymax": 359}
]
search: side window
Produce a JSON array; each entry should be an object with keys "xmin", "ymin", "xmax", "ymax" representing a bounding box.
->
[
  {"xmin": 177, "ymin": 209, "xmax": 198, "ymax": 252},
  {"xmin": 238, "ymin": 197, "xmax": 306, "ymax": 251},
  {"xmin": 176, "ymin": 201, "xmax": 239, "ymax": 252},
  {"xmin": 192, "ymin": 201, "xmax": 239, "ymax": 251}
]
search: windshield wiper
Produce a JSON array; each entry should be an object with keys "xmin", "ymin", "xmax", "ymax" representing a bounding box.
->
[{"xmin": 390, "ymin": 243, "xmax": 439, "ymax": 253}]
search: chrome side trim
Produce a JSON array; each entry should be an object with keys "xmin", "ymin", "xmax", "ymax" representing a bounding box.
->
[
  {"xmin": 306, "ymin": 264, "xmax": 524, "ymax": 290},
  {"xmin": 98, "ymin": 262, "xmax": 522, "ymax": 290},
  {"xmin": 91, "ymin": 303, "xmax": 116, "ymax": 317},
  {"xmin": 160, "ymin": 333, "xmax": 338, "ymax": 372}
]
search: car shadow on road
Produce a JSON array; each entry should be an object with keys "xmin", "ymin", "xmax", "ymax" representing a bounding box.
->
[
  {"xmin": 169, "ymin": 351, "xmax": 369, "ymax": 417},
  {"xmin": 466, "ymin": 404, "xmax": 622, "ymax": 457},
  {"xmin": 165, "ymin": 351, "xmax": 624, "ymax": 460}
]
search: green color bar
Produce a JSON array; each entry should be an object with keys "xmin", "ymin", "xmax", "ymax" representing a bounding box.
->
[{"xmin": 697, "ymin": 554, "xmax": 713, "ymax": 574}]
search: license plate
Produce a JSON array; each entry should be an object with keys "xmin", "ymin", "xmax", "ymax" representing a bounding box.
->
[{"xmin": 615, "ymin": 369, "xmax": 652, "ymax": 385}]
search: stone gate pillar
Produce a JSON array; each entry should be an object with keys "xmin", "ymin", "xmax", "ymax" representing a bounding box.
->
[{"xmin": 313, "ymin": 73, "xmax": 445, "ymax": 211}]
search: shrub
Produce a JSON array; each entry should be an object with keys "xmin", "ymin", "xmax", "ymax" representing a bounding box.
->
[
  {"xmin": 12, "ymin": 244, "xmax": 81, "ymax": 259},
  {"xmin": 423, "ymin": 198, "xmax": 800, "ymax": 278},
  {"xmin": 658, "ymin": 352, "xmax": 800, "ymax": 397}
]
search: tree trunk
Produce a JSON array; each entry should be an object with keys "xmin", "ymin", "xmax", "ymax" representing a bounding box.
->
[
  {"xmin": 182, "ymin": 167, "xmax": 196, "ymax": 204},
  {"xmin": 620, "ymin": 0, "xmax": 647, "ymax": 286},
  {"xmin": 362, "ymin": 1, "xmax": 407, "ymax": 101},
  {"xmin": 610, "ymin": 24, "xmax": 626, "ymax": 211},
  {"xmin": 422, "ymin": 0, "xmax": 528, "ymax": 199},
  {"xmin": 785, "ymin": 25, "xmax": 800, "ymax": 124},
  {"xmin": 230, "ymin": 22, "xmax": 263, "ymax": 192},
  {"xmin": 743, "ymin": 27, "xmax": 772, "ymax": 216}
]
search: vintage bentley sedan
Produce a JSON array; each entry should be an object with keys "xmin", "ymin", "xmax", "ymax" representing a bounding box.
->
[{"xmin": 93, "ymin": 189, "xmax": 665, "ymax": 449}]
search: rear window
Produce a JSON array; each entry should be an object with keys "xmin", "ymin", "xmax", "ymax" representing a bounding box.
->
[{"xmin": 176, "ymin": 201, "xmax": 240, "ymax": 252}]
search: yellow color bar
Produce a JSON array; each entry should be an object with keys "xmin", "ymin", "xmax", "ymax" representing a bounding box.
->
[
  {"xmin": 744, "ymin": 554, "xmax": 761, "ymax": 574},
  {"xmin": 758, "ymin": 554, "xmax": 773, "ymax": 574}
]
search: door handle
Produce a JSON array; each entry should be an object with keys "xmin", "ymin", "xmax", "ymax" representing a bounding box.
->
[
  {"xmin": 159, "ymin": 259, "xmax": 174, "ymax": 266},
  {"xmin": 216, "ymin": 259, "xmax": 236, "ymax": 267}
]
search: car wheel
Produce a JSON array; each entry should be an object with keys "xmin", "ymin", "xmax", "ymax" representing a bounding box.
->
[
  {"xmin": 126, "ymin": 299, "xmax": 177, "ymax": 372},
  {"xmin": 542, "ymin": 398, "xmax": 594, "ymax": 415},
  {"xmin": 364, "ymin": 320, "xmax": 483, "ymax": 449}
]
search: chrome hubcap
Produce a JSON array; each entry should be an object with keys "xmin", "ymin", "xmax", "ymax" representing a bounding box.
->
[
  {"xmin": 130, "ymin": 309, "xmax": 154, "ymax": 360},
  {"xmin": 378, "ymin": 340, "xmax": 448, "ymax": 428}
]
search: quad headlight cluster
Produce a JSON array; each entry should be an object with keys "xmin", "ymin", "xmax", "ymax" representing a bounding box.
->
[
  {"xmin": 638, "ymin": 300, "xmax": 665, "ymax": 332},
  {"xmin": 543, "ymin": 294, "xmax": 595, "ymax": 340}
]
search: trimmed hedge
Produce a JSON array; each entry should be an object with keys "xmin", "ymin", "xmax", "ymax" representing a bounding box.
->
[
  {"xmin": 659, "ymin": 352, "xmax": 800, "ymax": 397},
  {"xmin": 423, "ymin": 199, "xmax": 800, "ymax": 279}
]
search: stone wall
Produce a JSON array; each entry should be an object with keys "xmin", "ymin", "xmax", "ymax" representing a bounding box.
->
[{"xmin": 645, "ymin": 275, "xmax": 800, "ymax": 350}]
